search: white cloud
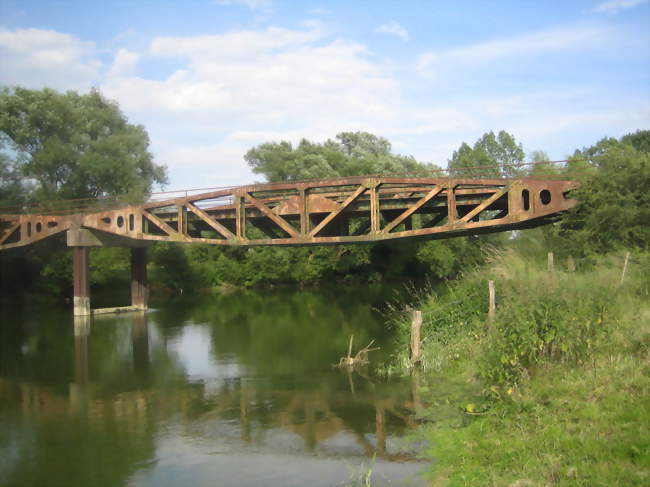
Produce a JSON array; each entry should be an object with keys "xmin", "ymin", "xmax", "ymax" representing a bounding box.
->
[
  {"xmin": 0, "ymin": 28, "xmax": 101, "ymax": 90},
  {"xmin": 99, "ymin": 25, "xmax": 422, "ymax": 186},
  {"xmin": 590, "ymin": 0, "xmax": 646, "ymax": 14},
  {"xmin": 0, "ymin": 25, "xmax": 646, "ymax": 189},
  {"xmin": 104, "ymin": 27, "xmax": 401, "ymax": 128},
  {"xmin": 376, "ymin": 21, "xmax": 409, "ymax": 41},
  {"xmin": 149, "ymin": 26, "xmax": 323, "ymax": 59},
  {"xmin": 417, "ymin": 25, "xmax": 609, "ymax": 76},
  {"xmin": 107, "ymin": 48, "xmax": 140, "ymax": 78}
]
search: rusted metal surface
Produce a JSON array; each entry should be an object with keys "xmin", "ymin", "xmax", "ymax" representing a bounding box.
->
[
  {"xmin": 72, "ymin": 246, "xmax": 90, "ymax": 316},
  {"xmin": 0, "ymin": 176, "xmax": 579, "ymax": 250}
]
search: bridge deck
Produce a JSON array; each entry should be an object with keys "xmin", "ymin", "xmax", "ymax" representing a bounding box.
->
[{"xmin": 0, "ymin": 176, "xmax": 578, "ymax": 249}]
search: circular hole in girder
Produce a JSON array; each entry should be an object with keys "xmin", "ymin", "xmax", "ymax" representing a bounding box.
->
[
  {"xmin": 117, "ymin": 216, "xmax": 125, "ymax": 228},
  {"xmin": 540, "ymin": 189, "xmax": 552, "ymax": 205},
  {"xmin": 36, "ymin": 222, "xmax": 42, "ymax": 233}
]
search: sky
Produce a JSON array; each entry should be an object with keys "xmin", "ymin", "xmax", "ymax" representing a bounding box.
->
[{"xmin": 1, "ymin": 0, "xmax": 648, "ymax": 191}]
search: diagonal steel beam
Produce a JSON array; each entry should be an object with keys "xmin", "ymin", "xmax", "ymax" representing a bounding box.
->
[
  {"xmin": 382, "ymin": 185, "xmax": 444, "ymax": 234},
  {"xmin": 245, "ymin": 193, "xmax": 299, "ymax": 238},
  {"xmin": 459, "ymin": 187, "xmax": 508, "ymax": 223},
  {"xmin": 309, "ymin": 185, "xmax": 366, "ymax": 237},
  {"xmin": 142, "ymin": 209, "xmax": 180, "ymax": 238},
  {"xmin": 0, "ymin": 223, "xmax": 19, "ymax": 245},
  {"xmin": 185, "ymin": 202, "xmax": 234, "ymax": 239}
]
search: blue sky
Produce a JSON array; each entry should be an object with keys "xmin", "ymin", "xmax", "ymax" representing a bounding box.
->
[{"xmin": 1, "ymin": 0, "xmax": 648, "ymax": 190}]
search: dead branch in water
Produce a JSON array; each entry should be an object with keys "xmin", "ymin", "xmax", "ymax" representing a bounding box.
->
[{"xmin": 336, "ymin": 335, "xmax": 380, "ymax": 368}]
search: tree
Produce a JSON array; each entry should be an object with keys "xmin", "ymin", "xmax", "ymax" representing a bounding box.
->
[
  {"xmin": 527, "ymin": 150, "xmax": 557, "ymax": 178},
  {"xmin": 335, "ymin": 131, "xmax": 392, "ymax": 158},
  {"xmin": 448, "ymin": 141, "xmax": 498, "ymax": 178},
  {"xmin": 561, "ymin": 131, "xmax": 650, "ymax": 254},
  {"xmin": 0, "ymin": 87, "xmax": 167, "ymax": 201},
  {"xmin": 0, "ymin": 144, "xmax": 26, "ymax": 208},
  {"xmin": 621, "ymin": 129, "xmax": 650, "ymax": 153},
  {"xmin": 0, "ymin": 87, "xmax": 168, "ymax": 297},
  {"xmin": 245, "ymin": 131, "xmax": 436, "ymax": 182},
  {"xmin": 448, "ymin": 130, "xmax": 525, "ymax": 178}
]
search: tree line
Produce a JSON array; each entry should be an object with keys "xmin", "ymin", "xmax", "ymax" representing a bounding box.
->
[{"xmin": 0, "ymin": 87, "xmax": 648, "ymax": 297}]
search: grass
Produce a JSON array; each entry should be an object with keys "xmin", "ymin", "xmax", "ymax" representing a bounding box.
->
[{"xmin": 389, "ymin": 249, "xmax": 650, "ymax": 486}]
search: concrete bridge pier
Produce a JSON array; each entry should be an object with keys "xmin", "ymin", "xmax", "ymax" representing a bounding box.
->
[
  {"xmin": 130, "ymin": 247, "xmax": 148, "ymax": 310},
  {"xmin": 68, "ymin": 228, "xmax": 149, "ymax": 316}
]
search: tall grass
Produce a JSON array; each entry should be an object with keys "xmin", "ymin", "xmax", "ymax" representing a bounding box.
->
[
  {"xmin": 391, "ymin": 248, "xmax": 647, "ymax": 387},
  {"xmin": 389, "ymin": 248, "xmax": 650, "ymax": 485}
]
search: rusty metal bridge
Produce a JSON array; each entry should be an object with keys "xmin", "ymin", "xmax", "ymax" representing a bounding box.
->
[
  {"xmin": 0, "ymin": 175, "xmax": 578, "ymax": 315},
  {"xmin": 0, "ymin": 176, "xmax": 577, "ymax": 249}
]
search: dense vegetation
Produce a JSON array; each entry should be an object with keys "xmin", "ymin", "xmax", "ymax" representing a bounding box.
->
[
  {"xmin": 384, "ymin": 131, "xmax": 650, "ymax": 485},
  {"xmin": 389, "ymin": 248, "xmax": 649, "ymax": 486}
]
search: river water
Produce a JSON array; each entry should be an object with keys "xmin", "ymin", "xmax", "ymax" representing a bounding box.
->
[{"xmin": 0, "ymin": 284, "xmax": 428, "ymax": 486}]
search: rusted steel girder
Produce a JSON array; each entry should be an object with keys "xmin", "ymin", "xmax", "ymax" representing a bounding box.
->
[{"xmin": 0, "ymin": 176, "xmax": 578, "ymax": 250}]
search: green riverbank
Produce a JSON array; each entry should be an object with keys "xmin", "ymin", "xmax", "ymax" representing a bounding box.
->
[{"xmin": 389, "ymin": 248, "xmax": 649, "ymax": 486}]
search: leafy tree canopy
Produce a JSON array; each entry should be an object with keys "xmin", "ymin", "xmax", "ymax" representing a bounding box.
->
[
  {"xmin": 527, "ymin": 149, "xmax": 558, "ymax": 178},
  {"xmin": 0, "ymin": 87, "xmax": 167, "ymax": 202},
  {"xmin": 448, "ymin": 130, "xmax": 525, "ymax": 178},
  {"xmin": 561, "ymin": 130, "xmax": 650, "ymax": 253},
  {"xmin": 245, "ymin": 131, "xmax": 438, "ymax": 182},
  {"xmin": 0, "ymin": 142, "xmax": 26, "ymax": 208}
]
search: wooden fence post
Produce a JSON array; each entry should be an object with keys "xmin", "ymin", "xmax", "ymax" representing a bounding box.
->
[
  {"xmin": 410, "ymin": 310, "xmax": 422, "ymax": 364},
  {"xmin": 619, "ymin": 251, "xmax": 630, "ymax": 287},
  {"xmin": 547, "ymin": 252, "xmax": 554, "ymax": 272},
  {"xmin": 488, "ymin": 280, "xmax": 496, "ymax": 322}
]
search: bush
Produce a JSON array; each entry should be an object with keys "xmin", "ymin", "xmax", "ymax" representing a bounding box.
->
[
  {"xmin": 481, "ymin": 251, "xmax": 613, "ymax": 385},
  {"xmin": 390, "ymin": 248, "xmax": 640, "ymax": 387}
]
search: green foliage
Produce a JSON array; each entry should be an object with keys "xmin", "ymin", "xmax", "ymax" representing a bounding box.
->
[
  {"xmin": 0, "ymin": 87, "xmax": 167, "ymax": 201},
  {"xmin": 157, "ymin": 242, "xmax": 375, "ymax": 288},
  {"xmin": 423, "ymin": 350, "xmax": 649, "ymax": 486},
  {"xmin": 150, "ymin": 243, "xmax": 201, "ymax": 293},
  {"xmin": 0, "ymin": 142, "xmax": 28, "ymax": 207},
  {"xmin": 245, "ymin": 131, "xmax": 436, "ymax": 182},
  {"xmin": 480, "ymin": 251, "xmax": 613, "ymax": 385},
  {"xmin": 448, "ymin": 130, "xmax": 525, "ymax": 178},
  {"xmin": 0, "ymin": 87, "xmax": 169, "ymax": 295},
  {"xmin": 415, "ymin": 237, "xmax": 485, "ymax": 280},
  {"xmin": 37, "ymin": 246, "xmax": 131, "ymax": 295},
  {"xmin": 621, "ymin": 129, "xmax": 650, "ymax": 153},
  {"xmin": 561, "ymin": 136, "xmax": 650, "ymax": 254},
  {"xmin": 527, "ymin": 149, "xmax": 558, "ymax": 178},
  {"xmin": 89, "ymin": 247, "xmax": 130, "ymax": 287},
  {"xmin": 392, "ymin": 248, "xmax": 649, "ymax": 485}
]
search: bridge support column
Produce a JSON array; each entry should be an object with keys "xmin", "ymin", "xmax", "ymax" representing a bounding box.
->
[
  {"xmin": 131, "ymin": 247, "xmax": 148, "ymax": 310},
  {"xmin": 72, "ymin": 247, "xmax": 91, "ymax": 316}
]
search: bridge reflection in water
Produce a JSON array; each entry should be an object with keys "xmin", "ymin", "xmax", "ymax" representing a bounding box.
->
[{"xmin": 0, "ymin": 288, "xmax": 433, "ymax": 486}]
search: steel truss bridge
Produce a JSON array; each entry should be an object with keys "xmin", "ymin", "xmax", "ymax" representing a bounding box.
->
[
  {"xmin": 0, "ymin": 175, "xmax": 578, "ymax": 315},
  {"xmin": 0, "ymin": 176, "xmax": 577, "ymax": 249}
]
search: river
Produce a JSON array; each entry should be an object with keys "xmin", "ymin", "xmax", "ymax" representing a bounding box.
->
[{"xmin": 0, "ymin": 284, "xmax": 428, "ymax": 486}]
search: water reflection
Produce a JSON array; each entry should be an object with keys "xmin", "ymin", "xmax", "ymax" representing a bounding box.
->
[{"xmin": 0, "ymin": 286, "xmax": 427, "ymax": 486}]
